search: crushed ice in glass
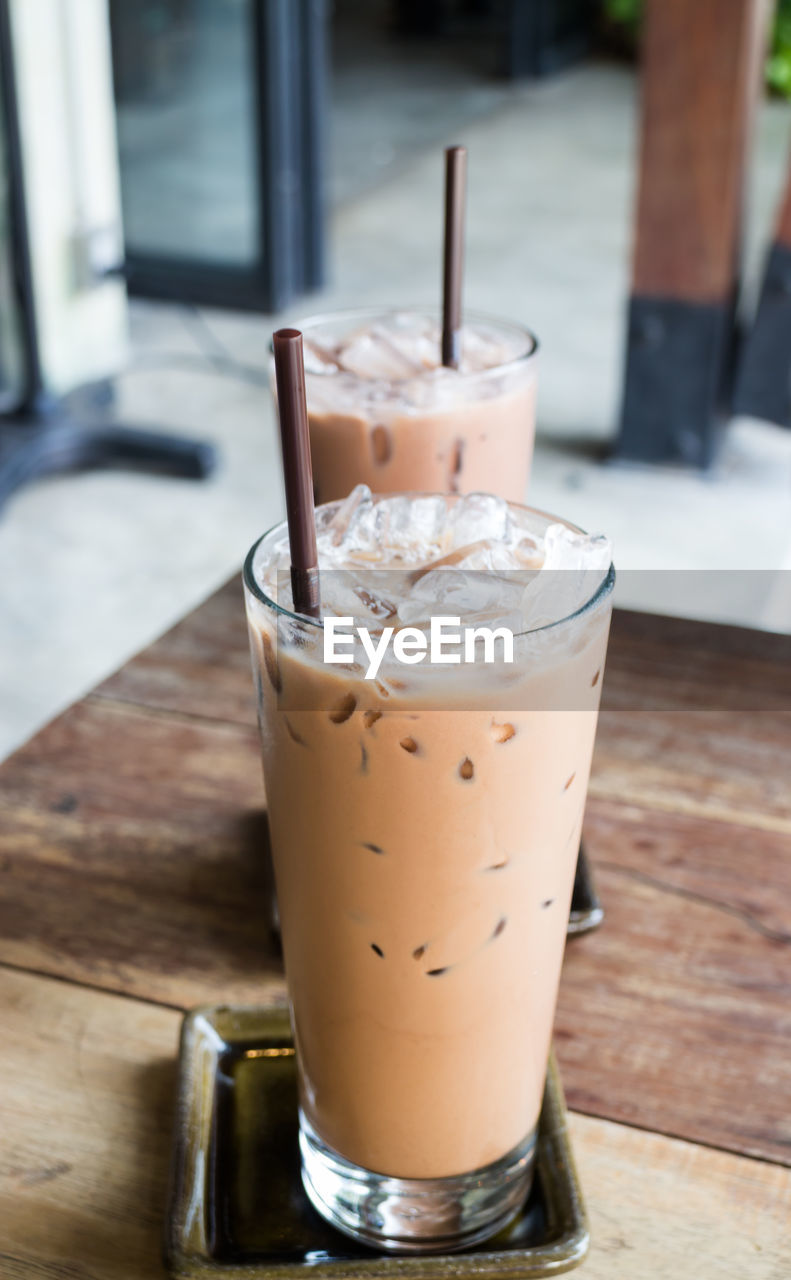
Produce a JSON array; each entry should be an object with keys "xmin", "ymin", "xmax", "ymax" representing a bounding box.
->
[{"xmin": 261, "ymin": 486, "xmax": 611, "ymax": 633}]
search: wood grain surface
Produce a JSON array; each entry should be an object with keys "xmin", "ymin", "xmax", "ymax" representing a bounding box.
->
[
  {"xmin": 93, "ymin": 579, "xmax": 256, "ymax": 727},
  {"xmin": 632, "ymin": 0, "xmax": 769, "ymax": 302},
  {"xmin": 1, "ymin": 968, "xmax": 788, "ymax": 1280},
  {"xmin": 1, "ymin": 582, "xmax": 789, "ymax": 1172},
  {"xmin": 0, "ymin": 967, "xmax": 178, "ymax": 1280}
]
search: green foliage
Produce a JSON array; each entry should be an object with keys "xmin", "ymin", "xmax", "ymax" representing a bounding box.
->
[
  {"xmin": 768, "ymin": 0, "xmax": 791, "ymax": 97},
  {"xmin": 602, "ymin": 0, "xmax": 642, "ymax": 34},
  {"xmin": 604, "ymin": 0, "xmax": 791, "ymax": 99}
]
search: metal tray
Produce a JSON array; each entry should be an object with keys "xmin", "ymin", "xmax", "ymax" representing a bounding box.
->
[
  {"xmin": 568, "ymin": 842, "xmax": 604, "ymax": 935},
  {"xmin": 166, "ymin": 1005, "xmax": 589, "ymax": 1278}
]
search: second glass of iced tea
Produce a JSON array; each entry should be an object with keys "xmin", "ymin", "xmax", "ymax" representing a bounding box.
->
[{"xmin": 290, "ymin": 308, "xmax": 538, "ymax": 504}]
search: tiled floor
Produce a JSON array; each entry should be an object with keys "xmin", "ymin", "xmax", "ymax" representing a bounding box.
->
[{"xmin": 2, "ymin": 61, "xmax": 790, "ymax": 761}]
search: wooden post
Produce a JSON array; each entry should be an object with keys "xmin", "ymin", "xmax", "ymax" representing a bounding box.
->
[
  {"xmin": 615, "ymin": 0, "xmax": 770, "ymax": 465},
  {"xmin": 732, "ymin": 149, "xmax": 791, "ymax": 426}
]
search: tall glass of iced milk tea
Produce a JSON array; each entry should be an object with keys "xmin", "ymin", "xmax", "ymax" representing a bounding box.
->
[
  {"xmin": 290, "ymin": 309, "xmax": 538, "ymax": 504},
  {"xmin": 244, "ymin": 487, "xmax": 613, "ymax": 1253}
]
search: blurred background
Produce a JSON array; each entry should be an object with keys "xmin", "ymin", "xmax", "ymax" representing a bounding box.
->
[{"xmin": 1, "ymin": 0, "xmax": 790, "ymax": 759}]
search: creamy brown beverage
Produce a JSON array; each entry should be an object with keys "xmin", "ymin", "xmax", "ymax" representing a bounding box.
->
[
  {"xmin": 295, "ymin": 309, "xmax": 538, "ymax": 504},
  {"xmin": 244, "ymin": 487, "xmax": 612, "ymax": 1251}
]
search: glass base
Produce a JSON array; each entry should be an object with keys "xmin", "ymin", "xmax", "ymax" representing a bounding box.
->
[{"xmin": 299, "ymin": 1113, "xmax": 537, "ymax": 1254}]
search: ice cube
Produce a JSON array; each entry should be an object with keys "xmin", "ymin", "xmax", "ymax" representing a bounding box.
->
[
  {"xmin": 407, "ymin": 495, "xmax": 450, "ymax": 548},
  {"xmin": 398, "ymin": 568, "xmax": 526, "ymax": 627},
  {"xmin": 316, "ymin": 485, "xmax": 374, "ymax": 551},
  {"xmin": 372, "ymin": 495, "xmax": 413, "ymax": 548},
  {"xmin": 542, "ymin": 524, "xmax": 612, "ymax": 574},
  {"xmin": 459, "ymin": 323, "xmax": 525, "ymax": 374},
  {"xmin": 460, "ymin": 328, "xmax": 504, "ymax": 373},
  {"xmin": 512, "ymin": 535, "xmax": 544, "ymax": 569},
  {"xmin": 452, "ymin": 541, "xmax": 526, "ymax": 572},
  {"xmin": 302, "ymin": 338, "xmax": 342, "ymax": 374},
  {"xmin": 448, "ymin": 493, "xmax": 511, "ymax": 548},
  {"xmin": 384, "ymin": 323, "xmax": 440, "ymax": 372},
  {"xmin": 520, "ymin": 526, "xmax": 612, "ymax": 630},
  {"xmin": 337, "ymin": 325, "xmax": 421, "ymax": 380}
]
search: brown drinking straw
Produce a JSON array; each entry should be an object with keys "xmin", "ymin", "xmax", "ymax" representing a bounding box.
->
[
  {"xmin": 441, "ymin": 144, "xmax": 467, "ymax": 369},
  {"xmin": 272, "ymin": 328, "xmax": 320, "ymax": 618}
]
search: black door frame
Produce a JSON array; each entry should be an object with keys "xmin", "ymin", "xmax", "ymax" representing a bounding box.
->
[
  {"xmin": 117, "ymin": 0, "xmax": 328, "ymax": 314},
  {"xmin": 0, "ymin": 0, "xmax": 44, "ymax": 412}
]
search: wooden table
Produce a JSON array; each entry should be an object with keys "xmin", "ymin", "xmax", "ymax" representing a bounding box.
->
[{"xmin": 1, "ymin": 583, "xmax": 789, "ymax": 1278}]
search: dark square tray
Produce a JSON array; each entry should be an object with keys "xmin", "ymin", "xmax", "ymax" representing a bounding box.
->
[
  {"xmin": 568, "ymin": 842, "xmax": 604, "ymax": 935},
  {"xmin": 165, "ymin": 1005, "xmax": 589, "ymax": 1278}
]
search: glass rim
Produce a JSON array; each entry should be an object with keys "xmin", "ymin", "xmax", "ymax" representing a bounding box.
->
[
  {"xmin": 282, "ymin": 305, "xmax": 539, "ymax": 382},
  {"xmin": 243, "ymin": 494, "xmax": 615, "ymax": 641}
]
